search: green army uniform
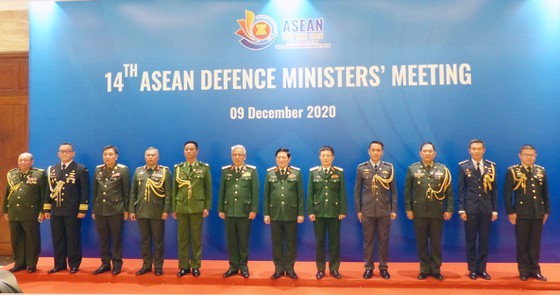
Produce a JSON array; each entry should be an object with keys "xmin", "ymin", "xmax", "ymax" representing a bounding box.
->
[
  {"xmin": 504, "ymin": 164, "xmax": 550, "ymax": 276},
  {"xmin": 3, "ymin": 167, "xmax": 46, "ymax": 270},
  {"xmin": 264, "ymin": 166, "xmax": 304, "ymax": 274},
  {"xmin": 172, "ymin": 161, "xmax": 212, "ymax": 270},
  {"xmin": 92, "ymin": 163, "xmax": 130, "ymax": 272},
  {"xmin": 307, "ymin": 166, "xmax": 347, "ymax": 272},
  {"xmin": 404, "ymin": 162, "xmax": 453, "ymax": 275},
  {"xmin": 218, "ymin": 164, "xmax": 259, "ymax": 272},
  {"xmin": 129, "ymin": 165, "xmax": 172, "ymax": 271}
]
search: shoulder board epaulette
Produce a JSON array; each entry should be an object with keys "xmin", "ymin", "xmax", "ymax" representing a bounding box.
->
[
  {"xmin": 198, "ymin": 162, "xmax": 209, "ymax": 167},
  {"xmin": 358, "ymin": 162, "xmax": 368, "ymax": 167},
  {"xmin": 436, "ymin": 162, "xmax": 447, "ymax": 168},
  {"xmin": 412, "ymin": 161, "xmax": 420, "ymax": 166},
  {"xmin": 381, "ymin": 162, "xmax": 393, "ymax": 167},
  {"xmin": 535, "ymin": 164, "xmax": 545, "ymax": 169},
  {"xmin": 333, "ymin": 166, "xmax": 344, "ymax": 171},
  {"xmin": 117, "ymin": 163, "xmax": 127, "ymax": 168},
  {"xmin": 222, "ymin": 165, "xmax": 231, "ymax": 170},
  {"xmin": 8, "ymin": 168, "xmax": 18, "ymax": 173},
  {"xmin": 290, "ymin": 166, "xmax": 300, "ymax": 171},
  {"xmin": 310, "ymin": 166, "xmax": 320, "ymax": 171},
  {"xmin": 96, "ymin": 164, "xmax": 104, "ymax": 168},
  {"xmin": 458, "ymin": 160, "xmax": 469, "ymax": 165},
  {"xmin": 174, "ymin": 162, "xmax": 184, "ymax": 168},
  {"xmin": 33, "ymin": 167, "xmax": 44, "ymax": 172},
  {"xmin": 484, "ymin": 160, "xmax": 495, "ymax": 165},
  {"xmin": 267, "ymin": 166, "xmax": 276, "ymax": 172},
  {"xmin": 245, "ymin": 164, "xmax": 256, "ymax": 169},
  {"xmin": 507, "ymin": 164, "xmax": 519, "ymax": 170}
]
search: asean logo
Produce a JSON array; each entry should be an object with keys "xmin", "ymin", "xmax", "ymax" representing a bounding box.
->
[{"xmin": 235, "ymin": 10, "xmax": 278, "ymax": 50}]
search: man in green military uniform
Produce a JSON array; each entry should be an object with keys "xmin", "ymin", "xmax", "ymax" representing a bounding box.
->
[
  {"xmin": 172, "ymin": 141, "xmax": 212, "ymax": 278},
  {"xmin": 91, "ymin": 145, "xmax": 130, "ymax": 275},
  {"xmin": 218, "ymin": 144, "xmax": 259, "ymax": 279},
  {"xmin": 504, "ymin": 144, "xmax": 549, "ymax": 281},
  {"xmin": 404, "ymin": 142, "xmax": 453, "ymax": 281},
  {"xmin": 129, "ymin": 147, "xmax": 172, "ymax": 276},
  {"xmin": 264, "ymin": 148, "xmax": 304, "ymax": 280},
  {"xmin": 308, "ymin": 146, "xmax": 347, "ymax": 280},
  {"xmin": 3, "ymin": 152, "xmax": 46, "ymax": 273}
]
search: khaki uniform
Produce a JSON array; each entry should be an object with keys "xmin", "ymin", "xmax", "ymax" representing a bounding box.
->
[{"xmin": 3, "ymin": 167, "xmax": 46, "ymax": 269}]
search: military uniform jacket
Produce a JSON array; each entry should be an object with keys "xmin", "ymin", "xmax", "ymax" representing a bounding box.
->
[
  {"xmin": 3, "ymin": 167, "xmax": 46, "ymax": 221},
  {"xmin": 172, "ymin": 161, "xmax": 212, "ymax": 214},
  {"xmin": 404, "ymin": 162, "xmax": 453, "ymax": 219},
  {"xmin": 307, "ymin": 166, "xmax": 347, "ymax": 218},
  {"xmin": 43, "ymin": 162, "xmax": 90, "ymax": 216},
  {"xmin": 264, "ymin": 166, "xmax": 304, "ymax": 221},
  {"xmin": 129, "ymin": 165, "xmax": 172, "ymax": 219},
  {"xmin": 457, "ymin": 159, "xmax": 498, "ymax": 215},
  {"xmin": 218, "ymin": 164, "xmax": 259, "ymax": 218},
  {"xmin": 92, "ymin": 163, "xmax": 130, "ymax": 216},
  {"xmin": 354, "ymin": 161, "xmax": 397, "ymax": 217},
  {"xmin": 503, "ymin": 164, "xmax": 550, "ymax": 219}
]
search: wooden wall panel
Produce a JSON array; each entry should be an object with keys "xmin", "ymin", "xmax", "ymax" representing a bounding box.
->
[{"xmin": 0, "ymin": 52, "xmax": 28, "ymax": 255}]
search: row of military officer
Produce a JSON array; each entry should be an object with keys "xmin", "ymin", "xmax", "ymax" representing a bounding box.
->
[{"xmin": 3, "ymin": 140, "xmax": 549, "ymax": 282}]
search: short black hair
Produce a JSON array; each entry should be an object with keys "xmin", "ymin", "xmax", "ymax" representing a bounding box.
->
[
  {"xmin": 519, "ymin": 144, "xmax": 536, "ymax": 153},
  {"xmin": 319, "ymin": 145, "xmax": 334, "ymax": 156},
  {"xmin": 103, "ymin": 145, "xmax": 118, "ymax": 154},
  {"xmin": 184, "ymin": 141, "xmax": 199, "ymax": 149},
  {"xmin": 419, "ymin": 142, "xmax": 435, "ymax": 152},
  {"xmin": 468, "ymin": 139, "xmax": 484, "ymax": 149},
  {"xmin": 369, "ymin": 140, "xmax": 384, "ymax": 150},
  {"xmin": 275, "ymin": 147, "xmax": 291, "ymax": 158}
]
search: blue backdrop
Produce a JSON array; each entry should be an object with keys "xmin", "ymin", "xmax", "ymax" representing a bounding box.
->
[{"xmin": 29, "ymin": 0, "xmax": 560, "ymax": 263}]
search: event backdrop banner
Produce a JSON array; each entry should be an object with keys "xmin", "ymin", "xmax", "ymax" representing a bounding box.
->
[{"xmin": 30, "ymin": 0, "xmax": 560, "ymax": 263}]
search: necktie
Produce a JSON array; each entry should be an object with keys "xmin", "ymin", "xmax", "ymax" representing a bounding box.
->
[
  {"xmin": 476, "ymin": 162, "xmax": 481, "ymax": 175},
  {"xmin": 323, "ymin": 168, "xmax": 328, "ymax": 174},
  {"xmin": 61, "ymin": 164, "xmax": 66, "ymax": 171},
  {"xmin": 188, "ymin": 164, "xmax": 193, "ymax": 174},
  {"xmin": 281, "ymin": 169, "xmax": 285, "ymax": 175},
  {"xmin": 374, "ymin": 164, "xmax": 379, "ymax": 172},
  {"xmin": 527, "ymin": 166, "xmax": 532, "ymax": 175},
  {"xmin": 236, "ymin": 167, "xmax": 241, "ymax": 174}
]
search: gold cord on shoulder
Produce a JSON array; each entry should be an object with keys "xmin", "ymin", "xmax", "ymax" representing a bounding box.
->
[
  {"xmin": 6, "ymin": 172, "xmax": 21, "ymax": 200},
  {"xmin": 511, "ymin": 168, "xmax": 526, "ymax": 193},
  {"xmin": 483, "ymin": 163, "xmax": 495, "ymax": 193},
  {"xmin": 426, "ymin": 167, "xmax": 451, "ymax": 201},
  {"xmin": 144, "ymin": 168, "xmax": 167, "ymax": 201}
]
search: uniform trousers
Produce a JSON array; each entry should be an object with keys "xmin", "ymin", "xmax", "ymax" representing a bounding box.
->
[
  {"xmin": 362, "ymin": 215, "xmax": 390, "ymax": 271},
  {"xmin": 9, "ymin": 220, "xmax": 41, "ymax": 268},
  {"xmin": 464, "ymin": 213, "xmax": 491, "ymax": 273},
  {"xmin": 177, "ymin": 212, "xmax": 203, "ymax": 269},
  {"xmin": 137, "ymin": 218, "xmax": 165, "ymax": 270},
  {"xmin": 515, "ymin": 218, "xmax": 543, "ymax": 275},
  {"xmin": 95, "ymin": 214, "xmax": 124, "ymax": 270},
  {"xmin": 413, "ymin": 217, "xmax": 443, "ymax": 274},
  {"xmin": 270, "ymin": 220, "xmax": 298, "ymax": 273},
  {"xmin": 50, "ymin": 215, "xmax": 82, "ymax": 269},
  {"xmin": 225, "ymin": 217, "xmax": 252, "ymax": 272},
  {"xmin": 313, "ymin": 217, "xmax": 341, "ymax": 272}
]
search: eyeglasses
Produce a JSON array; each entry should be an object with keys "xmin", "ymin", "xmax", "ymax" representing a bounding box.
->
[{"xmin": 521, "ymin": 153, "xmax": 536, "ymax": 157}]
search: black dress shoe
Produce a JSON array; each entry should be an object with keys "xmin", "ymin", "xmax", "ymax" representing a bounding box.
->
[
  {"xmin": 433, "ymin": 273, "xmax": 444, "ymax": 281},
  {"xmin": 271, "ymin": 272, "xmax": 284, "ymax": 279},
  {"xmin": 417, "ymin": 273, "xmax": 428, "ymax": 280},
  {"xmin": 469, "ymin": 272, "xmax": 478, "ymax": 280},
  {"xmin": 192, "ymin": 268, "xmax": 200, "ymax": 277},
  {"xmin": 136, "ymin": 268, "xmax": 152, "ymax": 275},
  {"xmin": 286, "ymin": 271, "xmax": 298, "ymax": 279},
  {"xmin": 533, "ymin": 273, "xmax": 548, "ymax": 281},
  {"xmin": 241, "ymin": 270, "xmax": 250, "ymax": 278},
  {"xmin": 223, "ymin": 269, "xmax": 238, "ymax": 278},
  {"xmin": 363, "ymin": 269, "xmax": 373, "ymax": 279},
  {"xmin": 478, "ymin": 272, "xmax": 491, "ymax": 280},
  {"xmin": 8, "ymin": 266, "xmax": 26, "ymax": 273},
  {"xmin": 330, "ymin": 270, "xmax": 342, "ymax": 279},
  {"xmin": 27, "ymin": 267, "xmax": 37, "ymax": 273},
  {"xmin": 111, "ymin": 269, "xmax": 121, "ymax": 275},
  {"xmin": 380, "ymin": 270, "xmax": 390, "ymax": 280},
  {"xmin": 155, "ymin": 268, "xmax": 163, "ymax": 276},
  {"xmin": 316, "ymin": 271, "xmax": 325, "ymax": 279},
  {"xmin": 48, "ymin": 267, "xmax": 66, "ymax": 274},
  {"xmin": 92, "ymin": 265, "xmax": 111, "ymax": 275},
  {"xmin": 519, "ymin": 273, "xmax": 529, "ymax": 281},
  {"xmin": 177, "ymin": 268, "xmax": 191, "ymax": 277},
  {"xmin": 69, "ymin": 267, "xmax": 79, "ymax": 274}
]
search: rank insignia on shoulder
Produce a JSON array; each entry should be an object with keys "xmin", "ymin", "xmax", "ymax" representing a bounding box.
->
[{"xmin": 310, "ymin": 166, "xmax": 319, "ymax": 171}]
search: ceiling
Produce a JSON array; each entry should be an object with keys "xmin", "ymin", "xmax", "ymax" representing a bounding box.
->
[{"xmin": 0, "ymin": 0, "xmax": 28, "ymax": 11}]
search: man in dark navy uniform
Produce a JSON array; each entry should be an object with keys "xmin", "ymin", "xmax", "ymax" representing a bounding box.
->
[
  {"xmin": 457, "ymin": 139, "xmax": 497, "ymax": 280},
  {"xmin": 504, "ymin": 144, "xmax": 550, "ymax": 281},
  {"xmin": 43, "ymin": 143, "xmax": 90, "ymax": 274}
]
